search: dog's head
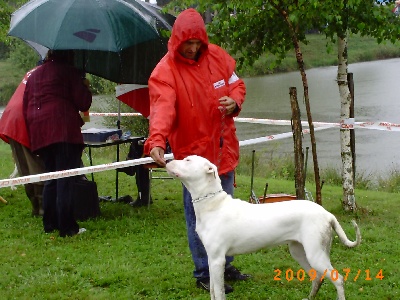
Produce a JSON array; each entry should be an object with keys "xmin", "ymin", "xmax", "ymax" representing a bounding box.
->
[{"xmin": 166, "ymin": 155, "xmax": 222, "ymax": 197}]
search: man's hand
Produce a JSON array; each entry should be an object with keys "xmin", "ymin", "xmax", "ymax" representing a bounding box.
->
[
  {"xmin": 218, "ymin": 96, "xmax": 237, "ymax": 115},
  {"xmin": 150, "ymin": 146, "xmax": 166, "ymax": 167}
]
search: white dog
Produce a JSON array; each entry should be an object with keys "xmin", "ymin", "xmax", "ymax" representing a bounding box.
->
[{"xmin": 165, "ymin": 155, "xmax": 361, "ymax": 300}]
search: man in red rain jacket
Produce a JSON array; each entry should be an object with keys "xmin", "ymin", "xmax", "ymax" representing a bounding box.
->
[{"xmin": 144, "ymin": 8, "xmax": 249, "ymax": 293}]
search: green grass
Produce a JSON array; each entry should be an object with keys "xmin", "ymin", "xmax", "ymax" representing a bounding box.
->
[{"xmin": 1, "ymin": 141, "xmax": 399, "ymax": 299}]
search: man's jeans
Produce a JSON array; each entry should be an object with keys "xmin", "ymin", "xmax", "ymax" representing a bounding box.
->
[{"xmin": 183, "ymin": 170, "xmax": 235, "ymax": 279}]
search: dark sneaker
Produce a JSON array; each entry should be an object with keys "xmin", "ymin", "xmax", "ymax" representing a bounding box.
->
[
  {"xmin": 196, "ymin": 278, "xmax": 233, "ymax": 294},
  {"xmin": 224, "ymin": 265, "xmax": 251, "ymax": 281}
]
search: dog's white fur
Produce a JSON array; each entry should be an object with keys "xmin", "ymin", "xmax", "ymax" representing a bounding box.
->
[{"xmin": 166, "ymin": 155, "xmax": 361, "ymax": 300}]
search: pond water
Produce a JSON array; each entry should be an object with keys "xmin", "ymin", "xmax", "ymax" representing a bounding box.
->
[{"xmin": 239, "ymin": 58, "xmax": 400, "ymax": 177}]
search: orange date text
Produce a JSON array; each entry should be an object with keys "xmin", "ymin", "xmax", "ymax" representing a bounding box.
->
[{"xmin": 273, "ymin": 268, "xmax": 384, "ymax": 282}]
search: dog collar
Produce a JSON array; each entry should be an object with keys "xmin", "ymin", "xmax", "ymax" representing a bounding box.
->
[{"xmin": 192, "ymin": 189, "xmax": 224, "ymax": 203}]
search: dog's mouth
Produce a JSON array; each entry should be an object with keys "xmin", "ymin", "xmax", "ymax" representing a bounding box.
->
[
  {"xmin": 165, "ymin": 167, "xmax": 179, "ymax": 178},
  {"xmin": 169, "ymin": 171, "xmax": 179, "ymax": 178}
]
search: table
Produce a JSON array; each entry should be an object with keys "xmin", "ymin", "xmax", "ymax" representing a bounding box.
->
[{"xmin": 84, "ymin": 136, "xmax": 144, "ymax": 201}]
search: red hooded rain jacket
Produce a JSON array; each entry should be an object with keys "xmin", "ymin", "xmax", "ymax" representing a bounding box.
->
[{"xmin": 144, "ymin": 8, "xmax": 246, "ymax": 175}]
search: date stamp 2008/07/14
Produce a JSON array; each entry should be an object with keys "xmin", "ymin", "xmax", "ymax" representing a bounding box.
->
[{"xmin": 274, "ymin": 268, "xmax": 384, "ymax": 282}]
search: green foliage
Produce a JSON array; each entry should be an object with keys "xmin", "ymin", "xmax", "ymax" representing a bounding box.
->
[
  {"xmin": 168, "ymin": 0, "xmax": 400, "ymax": 69},
  {"xmin": 238, "ymin": 148, "xmax": 297, "ymax": 181},
  {"xmin": 0, "ymin": 60, "xmax": 26, "ymax": 105},
  {"xmin": 8, "ymin": 39, "xmax": 40, "ymax": 70},
  {"xmin": 377, "ymin": 168, "xmax": 400, "ymax": 193},
  {"xmin": 86, "ymin": 74, "xmax": 117, "ymax": 96},
  {"xmin": 0, "ymin": 2, "xmax": 13, "ymax": 44}
]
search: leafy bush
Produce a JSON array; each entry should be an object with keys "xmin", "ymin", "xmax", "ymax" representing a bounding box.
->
[
  {"xmin": 0, "ymin": 82, "xmax": 19, "ymax": 104},
  {"xmin": 8, "ymin": 40, "xmax": 39, "ymax": 71}
]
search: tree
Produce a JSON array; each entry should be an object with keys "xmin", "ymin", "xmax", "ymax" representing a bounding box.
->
[
  {"xmin": 0, "ymin": 2, "xmax": 12, "ymax": 44},
  {"xmin": 167, "ymin": 0, "xmax": 400, "ymax": 209},
  {"xmin": 319, "ymin": 0, "xmax": 399, "ymax": 210}
]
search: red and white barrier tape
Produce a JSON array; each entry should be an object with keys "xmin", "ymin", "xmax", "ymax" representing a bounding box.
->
[
  {"xmin": 234, "ymin": 117, "xmax": 400, "ymax": 131},
  {"xmin": 239, "ymin": 126, "xmax": 335, "ymax": 147},
  {"xmin": 89, "ymin": 112, "xmax": 142, "ymax": 117},
  {"xmin": 88, "ymin": 112, "xmax": 400, "ymax": 131},
  {"xmin": 0, "ymin": 154, "xmax": 173, "ymax": 189}
]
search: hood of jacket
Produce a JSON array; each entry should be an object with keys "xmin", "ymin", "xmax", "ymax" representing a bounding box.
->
[{"xmin": 168, "ymin": 8, "xmax": 209, "ymax": 61}]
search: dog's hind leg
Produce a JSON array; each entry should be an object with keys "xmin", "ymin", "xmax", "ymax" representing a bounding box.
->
[
  {"xmin": 304, "ymin": 247, "xmax": 345, "ymax": 300},
  {"xmin": 307, "ymin": 263, "xmax": 345, "ymax": 300},
  {"xmin": 208, "ymin": 255, "xmax": 226, "ymax": 300},
  {"xmin": 288, "ymin": 242, "xmax": 321, "ymax": 300}
]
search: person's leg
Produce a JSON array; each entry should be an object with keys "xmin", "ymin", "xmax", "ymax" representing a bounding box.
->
[
  {"xmin": 22, "ymin": 144, "xmax": 46, "ymax": 216},
  {"xmin": 183, "ymin": 185, "xmax": 209, "ymax": 279},
  {"xmin": 33, "ymin": 184, "xmax": 44, "ymax": 216},
  {"xmin": 134, "ymin": 165, "xmax": 150, "ymax": 204},
  {"xmin": 8, "ymin": 139, "xmax": 39, "ymax": 215},
  {"xmin": 220, "ymin": 171, "xmax": 251, "ymax": 281},
  {"xmin": 38, "ymin": 144, "xmax": 58, "ymax": 232},
  {"xmin": 132, "ymin": 141, "xmax": 150, "ymax": 205},
  {"xmin": 183, "ymin": 170, "xmax": 235, "ymax": 278},
  {"xmin": 220, "ymin": 171, "xmax": 235, "ymax": 267},
  {"xmin": 53, "ymin": 143, "xmax": 83, "ymax": 237}
]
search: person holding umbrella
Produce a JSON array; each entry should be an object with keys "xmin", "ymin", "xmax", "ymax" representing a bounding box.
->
[
  {"xmin": 144, "ymin": 8, "xmax": 249, "ymax": 294},
  {"xmin": 23, "ymin": 50, "xmax": 92, "ymax": 237}
]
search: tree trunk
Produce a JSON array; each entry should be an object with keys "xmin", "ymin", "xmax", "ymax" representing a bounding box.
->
[
  {"xmin": 290, "ymin": 87, "xmax": 305, "ymax": 199},
  {"xmin": 337, "ymin": 36, "xmax": 357, "ymax": 211},
  {"xmin": 277, "ymin": 7, "xmax": 322, "ymax": 205}
]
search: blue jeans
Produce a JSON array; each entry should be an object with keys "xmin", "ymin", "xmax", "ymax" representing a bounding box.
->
[{"xmin": 183, "ymin": 171, "xmax": 235, "ymax": 279}]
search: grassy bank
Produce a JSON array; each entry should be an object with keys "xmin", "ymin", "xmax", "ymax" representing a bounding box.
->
[
  {"xmin": 0, "ymin": 141, "xmax": 399, "ymax": 299},
  {"xmin": 1, "ymin": 34, "xmax": 400, "ymax": 106},
  {"xmin": 240, "ymin": 34, "xmax": 400, "ymax": 76}
]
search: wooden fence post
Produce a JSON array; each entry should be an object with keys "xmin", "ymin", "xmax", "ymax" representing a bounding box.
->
[
  {"xmin": 348, "ymin": 73, "xmax": 355, "ymax": 185},
  {"xmin": 290, "ymin": 87, "xmax": 305, "ymax": 199}
]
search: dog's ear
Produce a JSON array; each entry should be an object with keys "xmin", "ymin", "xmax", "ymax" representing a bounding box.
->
[{"xmin": 206, "ymin": 163, "xmax": 217, "ymax": 179}]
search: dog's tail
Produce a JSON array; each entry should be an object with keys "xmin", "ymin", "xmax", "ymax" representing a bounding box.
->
[{"xmin": 332, "ymin": 219, "xmax": 361, "ymax": 248}]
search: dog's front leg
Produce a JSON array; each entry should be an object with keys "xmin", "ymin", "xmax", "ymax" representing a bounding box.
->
[{"xmin": 208, "ymin": 256, "xmax": 226, "ymax": 300}]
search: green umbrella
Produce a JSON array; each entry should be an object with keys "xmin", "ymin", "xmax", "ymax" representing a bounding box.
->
[{"xmin": 8, "ymin": 0, "xmax": 175, "ymax": 84}]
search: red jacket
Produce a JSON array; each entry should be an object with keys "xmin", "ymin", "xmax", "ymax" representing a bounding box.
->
[
  {"xmin": 23, "ymin": 58, "xmax": 92, "ymax": 152},
  {"xmin": 144, "ymin": 8, "xmax": 246, "ymax": 175},
  {"xmin": 0, "ymin": 67, "xmax": 39, "ymax": 147}
]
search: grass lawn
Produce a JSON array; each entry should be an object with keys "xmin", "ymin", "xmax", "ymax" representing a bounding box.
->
[{"xmin": 0, "ymin": 141, "xmax": 399, "ymax": 299}]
